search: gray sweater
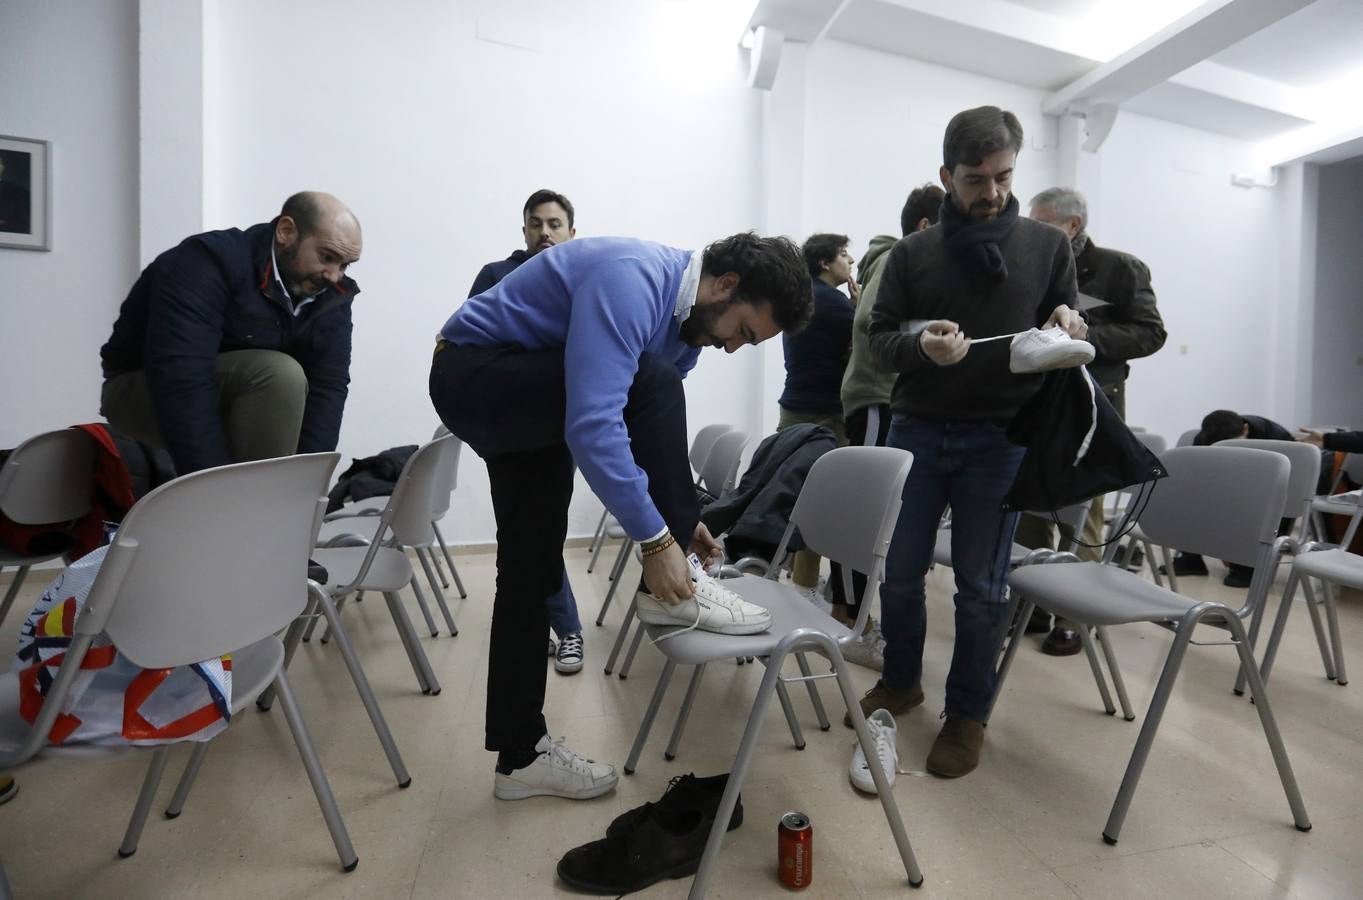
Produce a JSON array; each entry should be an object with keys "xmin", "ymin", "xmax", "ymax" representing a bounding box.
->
[{"xmin": 868, "ymin": 216, "xmax": 1077, "ymax": 424}]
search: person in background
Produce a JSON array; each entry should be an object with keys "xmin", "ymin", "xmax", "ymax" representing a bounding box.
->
[{"xmin": 467, "ymin": 189, "xmax": 586, "ymax": 675}]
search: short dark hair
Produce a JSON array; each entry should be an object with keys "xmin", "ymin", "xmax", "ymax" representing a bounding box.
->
[
  {"xmin": 281, "ymin": 192, "xmax": 324, "ymax": 236},
  {"xmin": 900, "ymin": 184, "xmax": 945, "ymax": 236},
  {"xmin": 801, "ymin": 233, "xmax": 848, "ymax": 279},
  {"xmin": 523, "ymin": 189, "xmax": 574, "ymax": 228},
  {"xmin": 1195, "ymin": 410, "xmax": 1246, "ymax": 446},
  {"xmin": 942, "ymin": 106, "xmax": 1024, "ymax": 171},
  {"xmin": 702, "ymin": 232, "xmax": 813, "ymax": 333}
]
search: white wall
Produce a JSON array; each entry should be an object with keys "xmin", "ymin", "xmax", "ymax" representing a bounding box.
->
[
  {"xmin": 0, "ymin": 0, "xmax": 140, "ymax": 447},
  {"xmin": 206, "ymin": 0, "xmax": 765, "ymax": 543},
  {"xmin": 1311, "ymin": 159, "xmax": 1363, "ymax": 427}
]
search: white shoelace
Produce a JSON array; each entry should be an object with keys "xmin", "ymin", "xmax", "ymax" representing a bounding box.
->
[
  {"xmin": 557, "ymin": 632, "xmax": 583, "ymax": 661},
  {"xmin": 545, "ymin": 736, "xmax": 597, "ymax": 777},
  {"xmin": 650, "ymin": 562, "xmax": 748, "ymax": 646}
]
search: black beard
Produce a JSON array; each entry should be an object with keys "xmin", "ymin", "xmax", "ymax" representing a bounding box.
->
[
  {"xmin": 276, "ymin": 242, "xmax": 309, "ymax": 297},
  {"xmin": 680, "ymin": 300, "xmax": 728, "ymax": 348}
]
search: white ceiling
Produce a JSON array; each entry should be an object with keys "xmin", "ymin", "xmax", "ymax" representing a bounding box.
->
[{"xmin": 747, "ymin": 0, "xmax": 1363, "ymax": 150}]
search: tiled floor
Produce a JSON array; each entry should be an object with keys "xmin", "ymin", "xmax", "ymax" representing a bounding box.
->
[{"xmin": 2, "ymin": 549, "xmax": 1361, "ymax": 899}]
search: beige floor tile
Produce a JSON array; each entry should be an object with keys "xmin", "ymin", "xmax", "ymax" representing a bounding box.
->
[
  {"xmin": 1217, "ymin": 813, "xmax": 1363, "ymax": 899},
  {"xmin": 1055, "ymin": 841, "xmax": 1291, "ymax": 899}
]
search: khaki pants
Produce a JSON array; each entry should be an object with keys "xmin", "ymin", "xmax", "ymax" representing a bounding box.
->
[
  {"xmin": 101, "ymin": 349, "xmax": 308, "ymax": 466},
  {"xmin": 777, "ymin": 406, "xmax": 847, "ymax": 587}
]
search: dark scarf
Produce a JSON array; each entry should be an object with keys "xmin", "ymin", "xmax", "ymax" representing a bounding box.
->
[{"xmin": 940, "ymin": 192, "xmax": 1019, "ymax": 281}]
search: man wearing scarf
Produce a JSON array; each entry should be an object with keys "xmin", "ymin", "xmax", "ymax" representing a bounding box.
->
[{"xmin": 861, "ymin": 106, "xmax": 1086, "ymax": 778}]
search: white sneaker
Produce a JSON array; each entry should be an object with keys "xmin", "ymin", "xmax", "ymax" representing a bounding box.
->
[
  {"xmin": 799, "ymin": 582, "xmax": 833, "ymax": 615},
  {"xmin": 840, "ymin": 633, "xmax": 884, "ymax": 672},
  {"xmin": 635, "ymin": 555, "xmax": 772, "ymax": 637},
  {"xmin": 1009, "ymin": 326, "xmax": 1095, "ymax": 374},
  {"xmin": 554, "ymin": 632, "xmax": 584, "ymax": 674},
  {"xmin": 494, "ymin": 735, "xmax": 618, "ymax": 801},
  {"xmin": 849, "ymin": 708, "xmax": 899, "ymax": 794}
]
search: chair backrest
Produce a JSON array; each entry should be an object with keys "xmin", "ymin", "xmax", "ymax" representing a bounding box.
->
[
  {"xmin": 1176, "ymin": 428, "xmax": 1199, "ymax": 448},
  {"xmin": 784, "ymin": 446, "xmax": 914, "ymax": 579},
  {"xmin": 80, "ymin": 452, "xmax": 340, "ymax": 669},
  {"xmin": 0, "ymin": 428, "xmax": 96, "ymax": 523},
  {"xmin": 384, "ymin": 434, "xmax": 456, "ymax": 546},
  {"xmin": 689, "ymin": 423, "xmax": 733, "ymax": 476},
  {"xmin": 428, "ymin": 429, "xmax": 463, "ymax": 520},
  {"xmin": 699, "ymin": 430, "xmax": 749, "ymax": 498},
  {"xmin": 1135, "ymin": 445, "xmax": 1287, "ymax": 567},
  {"xmin": 1135, "ymin": 431, "xmax": 1167, "ymax": 454},
  {"xmin": 1219, "ymin": 438, "xmax": 1321, "ymax": 522}
]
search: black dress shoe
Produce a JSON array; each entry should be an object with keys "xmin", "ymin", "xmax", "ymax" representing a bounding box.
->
[
  {"xmin": 306, "ymin": 558, "xmax": 329, "ymax": 584},
  {"xmin": 1167, "ymin": 554, "xmax": 1209, "ymax": 577},
  {"xmin": 558, "ymin": 805, "xmax": 713, "ymax": 895},
  {"xmin": 1223, "ymin": 564, "xmax": 1254, "ymax": 588},
  {"xmin": 1041, "ymin": 626, "xmax": 1082, "ymax": 656},
  {"xmin": 608, "ymin": 773, "xmax": 742, "ymax": 838}
]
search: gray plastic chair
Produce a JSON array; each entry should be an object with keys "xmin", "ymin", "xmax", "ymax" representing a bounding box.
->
[
  {"xmin": 0, "ymin": 453, "xmax": 359, "ymax": 871},
  {"xmin": 1001, "ymin": 445, "xmax": 1311, "ymax": 844},
  {"xmin": 624, "ymin": 446, "xmax": 923, "ymax": 897},
  {"xmin": 314, "ymin": 434, "xmax": 461, "ymax": 638},
  {"xmin": 0, "ymin": 428, "xmax": 96, "ymax": 629},
  {"xmin": 1176, "ymin": 428, "xmax": 1199, "ymax": 448},
  {"xmin": 1308, "ymin": 452, "xmax": 1363, "ymax": 544},
  {"xmin": 602, "ymin": 430, "xmax": 750, "ymax": 675}
]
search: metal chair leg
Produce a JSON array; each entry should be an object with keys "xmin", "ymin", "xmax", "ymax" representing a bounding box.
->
[
  {"xmin": 417, "ymin": 548, "xmax": 458, "ymax": 636},
  {"xmin": 1079, "ymin": 626, "xmax": 1117, "ymax": 715},
  {"xmin": 165, "ymin": 742, "xmax": 211, "ymax": 819},
  {"xmin": 604, "ymin": 603, "xmax": 636, "ymax": 675},
  {"xmin": 619, "ymin": 620, "xmax": 646, "ymax": 680},
  {"xmin": 119, "ymin": 746, "xmax": 171, "ymax": 858},
  {"xmin": 1095, "ymin": 626, "xmax": 1135, "ymax": 721},
  {"xmin": 774, "ymin": 677, "xmax": 806, "ymax": 750},
  {"xmin": 624, "ymin": 659, "xmax": 676, "ymax": 774},
  {"xmin": 1259, "ymin": 569, "xmax": 1300, "ymax": 686},
  {"xmin": 1160, "ymin": 545, "xmax": 1179, "ymax": 593},
  {"xmin": 795, "ymin": 652, "xmax": 831, "ymax": 731},
  {"xmin": 595, "ymin": 543, "xmax": 632, "ymax": 626},
  {"xmin": 432, "ymin": 523, "xmax": 467, "ymax": 598},
  {"xmin": 665, "ymin": 664, "xmax": 707, "ymax": 761},
  {"xmin": 1319, "ymin": 580, "xmax": 1348, "ymax": 685},
  {"xmin": 259, "ymin": 591, "xmax": 319, "ymax": 711},
  {"xmin": 688, "ymin": 632, "xmax": 923, "ymax": 898},
  {"xmin": 0, "ymin": 564, "xmax": 31, "ymax": 630},
  {"xmin": 1300, "ymin": 576, "xmax": 1338, "ymax": 680},
  {"xmin": 986, "ymin": 596, "xmax": 1032, "ymax": 724},
  {"xmin": 312, "ymin": 584, "xmax": 412, "ymax": 787},
  {"xmin": 427, "ymin": 536, "xmax": 450, "ymax": 588},
  {"xmin": 586, "ymin": 510, "xmax": 609, "ymax": 572},
  {"xmin": 384, "ymin": 590, "xmax": 441, "ymax": 695},
  {"xmin": 317, "ymin": 593, "xmax": 350, "ymax": 645},
  {"xmin": 1142, "ymin": 539, "xmax": 1163, "ymax": 587},
  {"xmin": 272, "ymin": 670, "xmax": 359, "ymax": 872}
]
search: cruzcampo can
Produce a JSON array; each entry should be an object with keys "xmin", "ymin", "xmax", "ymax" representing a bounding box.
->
[{"xmin": 777, "ymin": 811, "xmax": 813, "ymax": 889}]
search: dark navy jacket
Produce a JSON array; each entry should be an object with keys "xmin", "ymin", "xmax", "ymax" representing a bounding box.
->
[
  {"xmin": 468, "ymin": 249, "xmax": 531, "ymax": 297},
  {"xmin": 779, "ymin": 280, "xmax": 853, "ymax": 415},
  {"xmin": 100, "ymin": 220, "xmax": 359, "ymax": 474}
]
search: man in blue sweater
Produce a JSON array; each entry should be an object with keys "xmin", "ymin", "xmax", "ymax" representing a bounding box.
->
[
  {"xmin": 431, "ymin": 233, "xmax": 812, "ymax": 801},
  {"xmin": 100, "ymin": 192, "xmax": 362, "ymax": 474},
  {"xmin": 467, "ymin": 189, "xmax": 587, "ymax": 676}
]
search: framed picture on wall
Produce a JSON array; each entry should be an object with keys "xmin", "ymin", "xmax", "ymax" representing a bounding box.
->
[{"xmin": 0, "ymin": 135, "xmax": 51, "ymax": 251}]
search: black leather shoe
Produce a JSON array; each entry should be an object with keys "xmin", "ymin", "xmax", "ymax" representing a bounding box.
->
[
  {"xmin": 306, "ymin": 558, "xmax": 329, "ymax": 584},
  {"xmin": 558, "ymin": 804, "xmax": 714, "ymax": 895},
  {"xmin": 1166, "ymin": 554, "xmax": 1209, "ymax": 577},
  {"xmin": 1041, "ymin": 626, "xmax": 1082, "ymax": 656},
  {"xmin": 608, "ymin": 773, "xmax": 742, "ymax": 839},
  {"xmin": 1223, "ymin": 564, "xmax": 1254, "ymax": 588}
]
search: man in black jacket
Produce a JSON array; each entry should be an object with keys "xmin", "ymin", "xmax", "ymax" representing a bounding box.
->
[
  {"xmin": 99, "ymin": 192, "xmax": 361, "ymax": 474},
  {"xmin": 467, "ymin": 189, "xmax": 575, "ymax": 297},
  {"xmin": 1021, "ymin": 186, "xmax": 1167, "ymax": 654},
  {"xmin": 864, "ymin": 106, "xmax": 1085, "ymax": 778}
]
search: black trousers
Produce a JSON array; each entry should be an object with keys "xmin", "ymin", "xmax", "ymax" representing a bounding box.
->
[
  {"xmin": 830, "ymin": 404, "xmax": 893, "ymax": 614},
  {"xmin": 429, "ymin": 342, "xmax": 700, "ymax": 752}
]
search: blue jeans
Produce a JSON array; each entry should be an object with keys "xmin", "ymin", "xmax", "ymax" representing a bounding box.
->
[
  {"xmin": 548, "ymin": 565, "xmax": 582, "ymax": 638},
  {"xmin": 881, "ymin": 418, "xmax": 1025, "ymax": 722}
]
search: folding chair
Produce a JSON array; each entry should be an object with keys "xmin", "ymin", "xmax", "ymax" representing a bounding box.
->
[
  {"xmin": 620, "ymin": 447, "xmax": 923, "ymax": 897},
  {"xmin": 1000, "ymin": 445, "xmax": 1311, "ymax": 844},
  {"xmin": 0, "ymin": 453, "xmax": 360, "ymax": 871},
  {"xmin": 601, "ymin": 430, "xmax": 750, "ymax": 675},
  {"xmin": 0, "ymin": 428, "xmax": 96, "ymax": 630},
  {"xmin": 313, "ymin": 434, "xmax": 461, "ymax": 639}
]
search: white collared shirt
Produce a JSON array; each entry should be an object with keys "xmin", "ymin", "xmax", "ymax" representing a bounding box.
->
[{"xmin": 674, "ymin": 250, "xmax": 702, "ymax": 324}]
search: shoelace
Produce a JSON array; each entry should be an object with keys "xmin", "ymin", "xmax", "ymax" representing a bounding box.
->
[
  {"xmin": 558, "ymin": 633, "xmax": 583, "ymax": 659},
  {"xmin": 545, "ymin": 736, "xmax": 596, "ymax": 777},
  {"xmin": 651, "ymin": 571, "xmax": 748, "ymax": 646}
]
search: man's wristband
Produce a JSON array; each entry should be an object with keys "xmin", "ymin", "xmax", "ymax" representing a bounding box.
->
[{"xmin": 640, "ymin": 533, "xmax": 676, "ymax": 558}]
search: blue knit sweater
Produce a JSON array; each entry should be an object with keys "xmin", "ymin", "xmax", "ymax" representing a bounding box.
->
[{"xmin": 441, "ymin": 237, "xmax": 701, "ymax": 540}]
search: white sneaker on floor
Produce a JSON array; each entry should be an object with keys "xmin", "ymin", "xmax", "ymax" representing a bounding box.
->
[
  {"xmin": 494, "ymin": 735, "xmax": 618, "ymax": 801},
  {"xmin": 635, "ymin": 554, "xmax": 772, "ymax": 637},
  {"xmin": 799, "ymin": 582, "xmax": 834, "ymax": 615},
  {"xmin": 1009, "ymin": 326, "xmax": 1095, "ymax": 374},
  {"xmin": 849, "ymin": 708, "xmax": 899, "ymax": 794},
  {"xmin": 840, "ymin": 632, "xmax": 884, "ymax": 672},
  {"xmin": 555, "ymin": 632, "xmax": 584, "ymax": 674}
]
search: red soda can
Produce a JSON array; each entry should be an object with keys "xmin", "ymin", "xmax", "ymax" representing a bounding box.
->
[{"xmin": 777, "ymin": 811, "xmax": 813, "ymax": 889}]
